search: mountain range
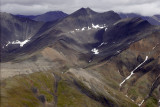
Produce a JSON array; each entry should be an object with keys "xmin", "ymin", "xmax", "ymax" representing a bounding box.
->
[
  {"xmin": 1, "ymin": 8, "xmax": 160, "ymax": 107},
  {"xmin": 16, "ymin": 11, "xmax": 68, "ymax": 22}
]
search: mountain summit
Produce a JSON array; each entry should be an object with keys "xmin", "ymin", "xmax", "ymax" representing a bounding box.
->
[
  {"xmin": 33, "ymin": 11, "xmax": 68, "ymax": 22},
  {"xmin": 71, "ymin": 7, "xmax": 97, "ymax": 16}
]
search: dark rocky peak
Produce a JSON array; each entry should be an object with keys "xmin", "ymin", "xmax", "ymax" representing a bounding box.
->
[
  {"xmin": 102, "ymin": 10, "xmax": 119, "ymax": 16},
  {"xmin": 98, "ymin": 10, "xmax": 121, "ymax": 22},
  {"xmin": 44, "ymin": 11, "xmax": 67, "ymax": 15},
  {"xmin": 33, "ymin": 11, "xmax": 68, "ymax": 22},
  {"xmin": 71, "ymin": 7, "xmax": 97, "ymax": 17}
]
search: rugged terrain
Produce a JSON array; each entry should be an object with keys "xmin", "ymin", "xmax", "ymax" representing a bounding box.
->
[{"xmin": 0, "ymin": 8, "xmax": 160, "ymax": 107}]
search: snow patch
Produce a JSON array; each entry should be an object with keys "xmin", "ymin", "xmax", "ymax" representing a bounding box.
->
[
  {"xmin": 125, "ymin": 95, "xmax": 128, "ymax": 97},
  {"xmin": 117, "ymin": 50, "xmax": 121, "ymax": 53},
  {"xmin": 91, "ymin": 48, "xmax": 99, "ymax": 54},
  {"xmin": 6, "ymin": 39, "xmax": 30, "ymax": 47},
  {"xmin": 92, "ymin": 23, "xmax": 105, "ymax": 29},
  {"xmin": 88, "ymin": 26, "xmax": 91, "ymax": 30},
  {"xmin": 120, "ymin": 56, "xmax": 148, "ymax": 86},
  {"xmin": 81, "ymin": 27, "xmax": 86, "ymax": 31},
  {"xmin": 75, "ymin": 23, "xmax": 107, "ymax": 32}
]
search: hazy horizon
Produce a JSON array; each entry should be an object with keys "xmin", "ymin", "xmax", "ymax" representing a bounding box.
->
[
  {"xmin": 1, "ymin": 0, "xmax": 160, "ymax": 16},
  {"xmin": 1, "ymin": 7, "xmax": 160, "ymax": 17}
]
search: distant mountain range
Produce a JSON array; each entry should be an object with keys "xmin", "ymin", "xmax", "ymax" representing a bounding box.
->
[
  {"xmin": 15, "ymin": 10, "xmax": 160, "ymax": 26},
  {"xmin": 1, "ymin": 8, "xmax": 160, "ymax": 107},
  {"xmin": 16, "ymin": 11, "xmax": 68, "ymax": 22}
]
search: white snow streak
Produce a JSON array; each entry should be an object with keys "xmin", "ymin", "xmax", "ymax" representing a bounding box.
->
[
  {"xmin": 98, "ymin": 42, "xmax": 108, "ymax": 47},
  {"xmin": 138, "ymin": 100, "xmax": 144, "ymax": 107},
  {"xmin": 152, "ymin": 43, "xmax": 159, "ymax": 50},
  {"xmin": 119, "ymin": 56, "xmax": 148, "ymax": 86},
  {"xmin": 152, "ymin": 46, "xmax": 156, "ymax": 50},
  {"xmin": 6, "ymin": 41, "xmax": 11, "ymax": 46}
]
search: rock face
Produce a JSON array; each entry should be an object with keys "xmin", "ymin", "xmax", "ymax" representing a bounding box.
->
[{"xmin": 0, "ymin": 8, "xmax": 160, "ymax": 107}]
